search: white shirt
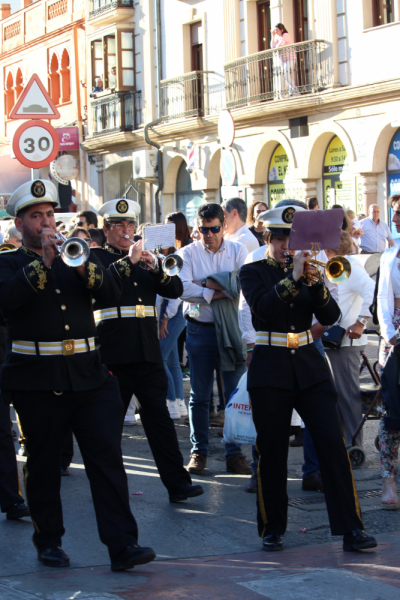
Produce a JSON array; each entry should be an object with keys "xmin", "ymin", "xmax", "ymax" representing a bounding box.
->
[
  {"xmin": 156, "ymin": 295, "xmax": 182, "ymax": 320},
  {"xmin": 335, "ymin": 255, "xmax": 375, "ymax": 347},
  {"xmin": 178, "ymin": 238, "xmax": 248, "ymax": 323},
  {"xmin": 378, "ymin": 245, "xmax": 400, "ymax": 342},
  {"xmin": 225, "ymin": 224, "xmax": 259, "ymax": 253},
  {"xmin": 359, "ymin": 217, "xmax": 393, "ymax": 253}
]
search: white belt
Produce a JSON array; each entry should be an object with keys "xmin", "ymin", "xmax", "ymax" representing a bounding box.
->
[
  {"xmin": 12, "ymin": 337, "xmax": 95, "ymax": 356},
  {"xmin": 255, "ymin": 330, "xmax": 313, "ymax": 349},
  {"xmin": 94, "ymin": 305, "xmax": 157, "ymax": 324}
]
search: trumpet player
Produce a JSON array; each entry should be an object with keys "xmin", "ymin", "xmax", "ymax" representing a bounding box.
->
[
  {"xmin": 239, "ymin": 200, "xmax": 378, "ymax": 554},
  {"xmin": 0, "ymin": 180, "xmax": 156, "ymax": 570},
  {"xmin": 94, "ymin": 199, "xmax": 204, "ymax": 504}
]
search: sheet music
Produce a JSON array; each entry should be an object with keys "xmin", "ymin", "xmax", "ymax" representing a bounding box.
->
[{"xmin": 142, "ymin": 223, "xmax": 176, "ymax": 250}]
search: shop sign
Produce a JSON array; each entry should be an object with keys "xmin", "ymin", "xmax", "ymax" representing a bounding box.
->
[
  {"xmin": 269, "ymin": 145, "xmax": 290, "ymax": 182},
  {"xmin": 387, "ymin": 129, "xmax": 400, "ymax": 238},
  {"xmin": 323, "ymin": 136, "xmax": 349, "ymax": 174},
  {"xmin": 355, "ymin": 177, "xmax": 364, "ymax": 215},
  {"xmin": 56, "ymin": 127, "xmax": 80, "ymax": 151},
  {"xmin": 269, "ymin": 182, "xmax": 303, "ymax": 207},
  {"xmin": 268, "ymin": 145, "xmax": 302, "ymax": 207}
]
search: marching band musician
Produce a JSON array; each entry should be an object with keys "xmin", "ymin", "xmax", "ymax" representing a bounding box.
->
[
  {"xmin": 94, "ymin": 199, "xmax": 204, "ymax": 504},
  {"xmin": 0, "ymin": 180, "xmax": 156, "ymax": 571},
  {"xmin": 239, "ymin": 200, "xmax": 378, "ymax": 554}
]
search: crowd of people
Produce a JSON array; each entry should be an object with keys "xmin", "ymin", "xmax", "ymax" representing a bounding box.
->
[{"xmin": 1, "ymin": 180, "xmax": 400, "ymax": 570}]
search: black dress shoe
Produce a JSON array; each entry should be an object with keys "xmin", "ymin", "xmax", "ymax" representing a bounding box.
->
[
  {"xmin": 37, "ymin": 547, "xmax": 70, "ymax": 568},
  {"xmin": 60, "ymin": 467, "xmax": 70, "ymax": 476},
  {"xmin": 111, "ymin": 544, "xmax": 156, "ymax": 571},
  {"xmin": 169, "ymin": 484, "xmax": 204, "ymax": 503},
  {"xmin": 343, "ymin": 529, "xmax": 378, "ymax": 552},
  {"xmin": 263, "ymin": 534, "xmax": 283, "ymax": 552},
  {"xmin": 302, "ymin": 472, "xmax": 324, "ymax": 493},
  {"xmin": 246, "ymin": 473, "xmax": 257, "ymax": 493},
  {"xmin": 6, "ymin": 502, "xmax": 30, "ymax": 520}
]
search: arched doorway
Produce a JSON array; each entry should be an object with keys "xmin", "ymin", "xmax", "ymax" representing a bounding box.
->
[
  {"xmin": 176, "ymin": 162, "xmax": 204, "ymax": 225},
  {"xmin": 323, "ymin": 136, "xmax": 353, "ymax": 210},
  {"xmin": 268, "ymin": 144, "xmax": 303, "ymax": 207}
]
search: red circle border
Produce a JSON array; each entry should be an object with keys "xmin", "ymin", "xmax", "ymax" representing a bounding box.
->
[{"xmin": 12, "ymin": 120, "xmax": 60, "ymax": 168}]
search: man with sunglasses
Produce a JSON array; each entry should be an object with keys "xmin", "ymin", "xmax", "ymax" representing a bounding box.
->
[
  {"xmin": 93, "ymin": 199, "xmax": 204, "ymax": 504},
  {"xmin": 178, "ymin": 203, "xmax": 251, "ymax": 475},
  {"xmin": 75, "ymin": 210, "xmax": 98, "ymax": 230}
]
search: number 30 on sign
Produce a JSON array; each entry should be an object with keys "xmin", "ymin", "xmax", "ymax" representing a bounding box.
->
[{"xmin": 13, "ymin": 120, "xmax": 60, "ymax": 168}]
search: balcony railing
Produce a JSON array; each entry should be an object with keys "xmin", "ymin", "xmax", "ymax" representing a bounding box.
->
[
  {"xmin": 91, "ymin": 91, "xmax": 142, "ymax": 136},
  {"xmin": 89, "ymin": 0, "xmax": 133, "ymax": 19},
  {"xmin": 160, "ymin": 71, "xmax": 226, "ymax": 122},
  {"xmin": 224, "ymin": 40, "xmax": 329, "ymax": 109}
]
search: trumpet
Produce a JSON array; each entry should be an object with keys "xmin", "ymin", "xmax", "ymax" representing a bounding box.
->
[
  {"xmin": 284, "ymin": 253, "xmax": 351, "ymax": 285},
  {"xmin": 124, "ymin": 236, "xmax": 183, "ymax": 276},
  {"xmin": 53, "ymin": 231, "xmax": 90, "ymax": 268}
]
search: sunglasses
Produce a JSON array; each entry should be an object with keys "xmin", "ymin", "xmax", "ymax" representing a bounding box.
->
[
  {"xmin": 76, "ymin": 221, "xmax": 86, "ymax": 227},
  {"xmin": 199, "ymin": 226, "xmax": 221, "ymax": 234}
]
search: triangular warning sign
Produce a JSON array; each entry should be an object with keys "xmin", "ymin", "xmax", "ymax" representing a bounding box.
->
[{"xmin": 9, "ymin": 74, "xmax": 60, "ymax": 120}]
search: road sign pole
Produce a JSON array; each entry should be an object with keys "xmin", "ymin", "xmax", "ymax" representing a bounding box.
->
[{"xmin": 31, "ymin": 169, "xmax": 40, "ymax": 180}]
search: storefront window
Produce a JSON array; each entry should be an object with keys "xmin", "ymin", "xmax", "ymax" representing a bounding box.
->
[
  {"xmin": 176, "ymin": 162, "xmax": 204, "ymax": 226},
  {"xmin": 323, "ymin": 136, "xmax": 354, "ymax": 211},
  {"xmin": 268, "ymin": 144, "xmax": 303, "ymax": 207},
  {"xmin": 387, "ymin": 128, "xmax": 400, "ymax": 238}
]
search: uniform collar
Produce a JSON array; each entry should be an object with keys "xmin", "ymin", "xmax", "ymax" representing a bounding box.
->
[
  {"xmin": 21, "ymin": 242, "xmax": 41, "ymax": 258},
  {"xmin": 264, "ymin": 256, "xmax": 281, "ymax": 269},
  {"xmin": 104, "ymin": 243, "xmax": 127, "ymax": 256}
]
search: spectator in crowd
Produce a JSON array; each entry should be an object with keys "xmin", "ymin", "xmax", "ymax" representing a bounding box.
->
[
  {"xmin": 178, "ymin": 203, "xmax": 251, "ymax": 475},
  {"xmin": 90, "ymin": 78, "xmax": 103, "ymax": 97},
  {"xmin": 324, "ymin": 231, "xmax": 375, "ymax": 448},
  {"xmin": 357, "ymin": 213, "xmax": 366, "ymax": 220},
  {"xmin": 247, "ymin": 200, "xmax": 268, "ymax": 246},
  {"xmin": 3, "ymin": 223, "xmax": 22, "ymax": 248},
  {"xmin": 67, "ymin": 227, "xmax": 91, "ymax": 242},
  {"xmin": 89, "ymin": 228, "xmax": 106, "ymax": 247},
  {"xmin": 271, "ymin": 23, "xmax": 298, "ymax": 96},
  {"xmin": 308, "ymin": 197, "xmax": 319, "ymax": 210},
  {"xmin": 222, "ymin": 197, "xmax": 259, "ymax": 253},
  {"xmin": 346, "ymin": 209, "xmax": 364, "ymax": 253},
  {"xmin": 377, "ymin": 194, "xmax": 400, "ymax": 510},
  {"xmin": 76, "ymin": 210, "xmax": 98, "ymax": 229},
  {"xmin": 360, "ymin": 204, "xmax": 394, "ymax": 253},
  {"xmin": 158, "ymin": 212, "xmax": 192, "ymax": 420}
]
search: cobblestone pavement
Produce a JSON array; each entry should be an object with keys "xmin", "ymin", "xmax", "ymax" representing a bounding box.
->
[{"xmin": 0, "ymin": 336, "xmax": 399, "ymax": 599}]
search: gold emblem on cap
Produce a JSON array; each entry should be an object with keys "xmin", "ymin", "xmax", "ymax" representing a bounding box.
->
[
  {"xmin": 116, "ymin": 200, "xmax": 128, "ymax": 214},
  {"xmin": 282, "ymin": 207, "xmax": 295, "ymax": 224},
  {"xmin": 31, "ymin": 181, "xmax": 45, "ymax": 198}
]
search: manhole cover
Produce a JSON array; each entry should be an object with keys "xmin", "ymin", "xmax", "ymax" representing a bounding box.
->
[{"xmin": 289, "ymin": 488, "xmax": 381, "ymax": 507}]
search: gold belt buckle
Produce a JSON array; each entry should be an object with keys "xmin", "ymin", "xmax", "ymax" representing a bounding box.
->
[
  {"xmin": 136, "ymin": 305, "xmax": 146, "ymax": 318},
  {"xmin": 63, "ymin": 339, "xmax": 75, "ymax": 356},
  {"xmin": 287, "ymin": 333, "xmax": 299, "ymax": 349}
]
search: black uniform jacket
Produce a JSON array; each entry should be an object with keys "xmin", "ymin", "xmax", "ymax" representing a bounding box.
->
[
  {"xmin": 93, "ymin": 244, "xmax": 183, "ymax": 365},
  {"xmin": 0, "ymin": 244, "xmax": 124, "ymax": 392},
  {"xmin": 240, "ymin": 257, "xmax": 340, "ymax": 391}
]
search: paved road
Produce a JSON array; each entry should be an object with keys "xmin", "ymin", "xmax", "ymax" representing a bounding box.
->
[{"xmin": 1, "ymin": 336, "xmax": 399, "ymax": 599}]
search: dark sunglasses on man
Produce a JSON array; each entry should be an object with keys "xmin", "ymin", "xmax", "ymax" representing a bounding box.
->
[{"xmin": 199, "ymin": 226, "xmax": 221, "ymax": 234}]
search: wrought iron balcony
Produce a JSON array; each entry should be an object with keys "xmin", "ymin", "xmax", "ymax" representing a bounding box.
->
[
  {"xmin": 89, "ymin": 0, "xmax": 134, "ymax": 19},
  {"xmin": 160, "ymin": 71, "xmax": 226, "ymax": 121},
  {"xmin": 224, "ymin": 40, "xmax": 330, "ymax": 109},
  {"xmin": 91, "ymin": 91, "xmax": 142, "ymax": 136}
]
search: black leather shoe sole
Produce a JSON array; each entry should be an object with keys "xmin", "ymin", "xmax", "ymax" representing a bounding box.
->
[
  {"xmin": 111, "ymin": 548, "xmax": 156, "ymax": 571},
  {"xmin": 169, "ymin": 485, "xmax": 204, "ymax": 503},
  {"xmin": 6, "ymin": 505, "xmax": 30, "ymax": 520},
  {"xmin": 343, "ymin": 537, "xmax": 378, "ymax": 552},
  {"xmin": 263, "ymin": 542, "xmax": 284, "ymax": 552},
  {"xmin": 37, "ymin": 552, "xmax": 70, "ymax": 568}
]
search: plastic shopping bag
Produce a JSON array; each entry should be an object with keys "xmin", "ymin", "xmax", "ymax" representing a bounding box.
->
[{"xmin": 222, "ymin": 372, "xmax": 257, "ymax": 445}]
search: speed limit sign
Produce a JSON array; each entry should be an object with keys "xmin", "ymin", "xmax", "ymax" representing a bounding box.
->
[{"xmin": 13, "ymin": 120, "xmax": 60, "ymax": 168}]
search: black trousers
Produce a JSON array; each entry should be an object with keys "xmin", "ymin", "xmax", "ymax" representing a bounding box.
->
[
  {"xmin": 249, "ymin": 378, "xmax": 364, "ymax": 537},
  {"xmin": 109, "ymin": 362, "xmax": 191, "ymax": 492},
  {"xmin": 0, "ymin": 396, "xmax": 24, "ymax": 512},
  {"xmin": 9, "ymin": 376, "xmax": 138, "ymax": 558}
]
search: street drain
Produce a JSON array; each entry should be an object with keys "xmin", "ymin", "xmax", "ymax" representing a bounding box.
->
[{"xmin": 289, "ymin": 489, "xmax": 381, "ymax": 507}]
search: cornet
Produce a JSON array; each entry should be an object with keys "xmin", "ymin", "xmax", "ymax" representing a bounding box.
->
[
  {"xmin": 284, "ymin": 253, "xmax": 351, "ymax": 285},
  {"xmin": 124, "ymin": 236, "xmax": 183, "ymax": 276},
  {"xmin": 53, "ymin": 231, "xmax": 90, "ymax": 268}
]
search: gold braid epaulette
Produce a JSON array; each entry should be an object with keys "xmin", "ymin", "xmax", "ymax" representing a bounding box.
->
[
  {"xmin": 112, "ymin": 257, "xmax": 133, "ymax": 279},
  {"xmin": 23, "ymin": 260, "xmax": 50, "ymax": 292},
  {"xmin": 274, "ymin": 276, "xmax": 302, "ymax": 301},
  {"xmin": 86, "ymin": 262, "xmax": 103, "ymax": 289}
]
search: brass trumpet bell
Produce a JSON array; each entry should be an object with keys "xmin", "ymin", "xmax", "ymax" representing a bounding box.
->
[
  {"xmin": 163, "ymin": 253, "xmax": 183, "ymax": 276},
  {"xmin": 60, "ymin": 237, "xmax": 90, "ymax": 268},
  {"xmin": 307, "ymin": 256, "xmax": 351, "ymax": 284}
]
